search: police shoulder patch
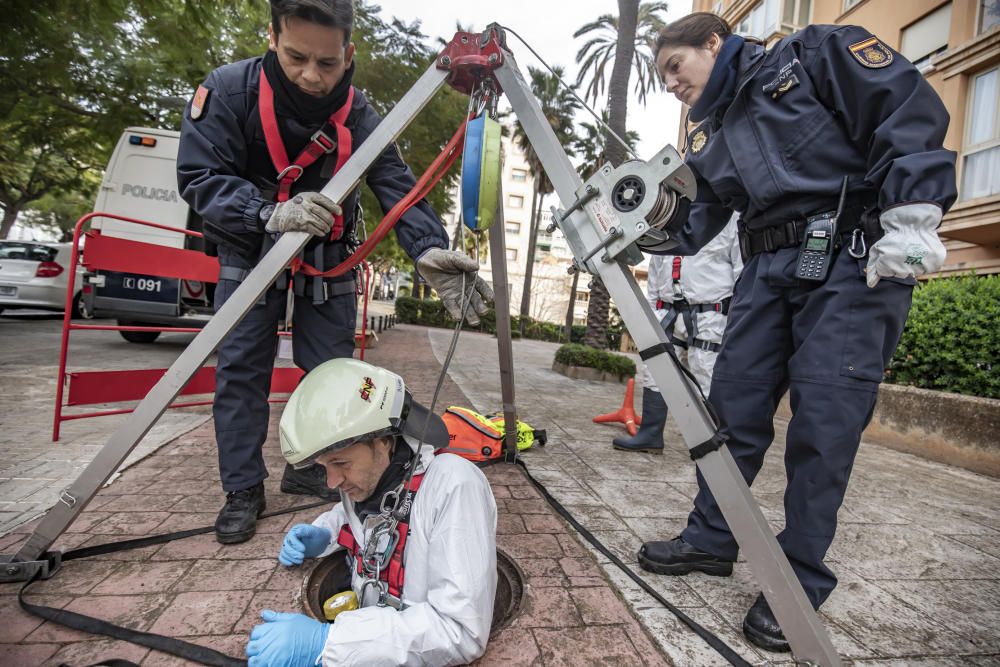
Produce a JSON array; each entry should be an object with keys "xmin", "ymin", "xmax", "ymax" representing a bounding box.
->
[
  {"xmin": 847, "ymin": 36, "xmax": 894, "ymax": 69},
  {"xmin": 190, "ymin": 85, "xmax": 211, "ymax": 121}
]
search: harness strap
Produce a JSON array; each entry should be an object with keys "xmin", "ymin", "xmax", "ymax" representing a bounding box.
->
[
  {"xmin": 336, "ymin": 473, "xmax": 425, "ymax": 600},
  {"xmin": 258, "ymin": 70, "xmax": 354, "ymax": 235}
]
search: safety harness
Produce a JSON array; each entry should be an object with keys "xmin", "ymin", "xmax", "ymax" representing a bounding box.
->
[
  {"xmin": 654, "ymin": 256, "xmax": 731, "ymax": 354},
  {"xmin": 336, "ymin": 473, "xmax": 424, "ymax": 609},
  {"xmin": 258, "ymin": 70, "xmax": 358, "ymax": 304}
]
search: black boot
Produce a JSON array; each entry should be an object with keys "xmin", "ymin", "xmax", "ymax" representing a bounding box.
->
[
  {"xmin": 743, "ymin": 593, "xmax": 791, "ymax": 652},
  {"xmin": 215, "ymin": 482, "xmax": 266, "ymax": 545},
  {"xmin": 280, "ymin": 463, "xmax": 340, "ymax": 502},
  {"xmin": 613, "ymin": 388, "xmax": 667, "ymax": 453},
  {"xmin": 637, "ymin": 536, "xmax": 734, "ymax": 576}
]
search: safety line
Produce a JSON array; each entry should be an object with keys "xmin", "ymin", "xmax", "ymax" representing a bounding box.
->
[{"xmin": 17, "ymin": 500, "xmax": 328, "ymax": 667}]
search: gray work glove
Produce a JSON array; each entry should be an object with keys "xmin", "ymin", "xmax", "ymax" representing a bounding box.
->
[
  {"xmin": 416, "ymin": 248, "xmax": 494, "ymax": 325},
  {"xmin": 264, "ymin": 192, "xmax": 342, "ymax": 237},
  {"xmin": 866, "ymin": 202, "xmax": 946, "ymax": 288}
]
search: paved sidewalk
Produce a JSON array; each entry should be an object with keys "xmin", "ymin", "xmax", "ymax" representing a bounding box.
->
[
  {"xmin": 0, "ymin": 323, "xmax": 669, "ymax": 667},
  {"xmin": 427, "ymin": 326, "xmax": 1000, "ymax": 665},
  {"xmin": 1, "ymin": 321, "xmax": 997, "ymax": 665}
]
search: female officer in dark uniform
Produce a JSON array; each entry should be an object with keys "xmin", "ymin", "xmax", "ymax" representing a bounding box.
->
[{"xmin": 636, "ymin": 12, "xmax": 956, "ymax": 652}]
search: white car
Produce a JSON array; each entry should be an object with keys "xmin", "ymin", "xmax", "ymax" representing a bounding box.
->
[{"xmin": 0, "ymin": 241, "xmax": 87, "ymax": 318}]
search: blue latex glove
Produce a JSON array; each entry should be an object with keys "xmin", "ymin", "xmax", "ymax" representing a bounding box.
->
[
  {"xmin": 246, "ymin": 609, "xmax": 330, "ymax": 667},
  {"xmin": 279, "ymin": 524, "xmax": 332, "ymax": 566}
]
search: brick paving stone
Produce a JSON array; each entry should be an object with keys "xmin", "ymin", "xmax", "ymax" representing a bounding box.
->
[
  {"xmin": 42, "ymin": 638, "xmax": 151, "ymax": 667},
  {"xmin": 218, "ymin": 532, "xmax": 284, "ymax": 560},
  {"xmin": 26, "ymin": 560, "xmax": 122, "ymax": 596},
  {"xmin": 234, "ymin": 590, "xmax": 305, "ymax": 636},
  {"xmin": 151, "ymin": 533, "xmax": 222, "ymax": 561},
  {"xmin": 63, "ymin": 593, "xmax": 173, "ymax": 631},
  {"xmin": 141, "ymin": 634, "xmax": 248, "ymax": 666},
  {"xmin": 149, "ymin": 591, "xmax": 254, "ymax": 637},
  {"xmin": 91, "ymin": 561, "xmax": 192, "ymax": 595},
  {"xmin": 512, "ymin": 586, "xmax": 582, "ymax": 628},
  {"xmin": 0, "ymin": 593, "xmax": 53, "ymax": 642},
  {"xmin": 472, "ymin": 627, "xmax": 542, "ymax": 666},
  {"xmin": 497, "ymin": 513, "xmax": 526, "ymax": 535},
  {"xmin": 522, "ymin": 514, "xmax": 566, "ymax": 534},
  {"xmin": 570, "ymin": 585, "xmax": 637, "ymax": 625},
  {"xmin": 533, "ymin": 625, "xmax": 646, "ymax": 667},
  {"xmin": 0, "ymin": 641, "xmax": 60, "ymax": 665},
  {"xmin": 517, "ymin": 558, "xmax": 568, "ymax": 587},
  {"xmin": 498, "ymin": 533, "xmax": 563, "ymax": 559},
  {"xmin": 90, "ymin": 511, "xmax": 171, "ymax": 536},
  {"xmin": 173, "ymin": 558, "xmax": 277, "ymax": 592}
]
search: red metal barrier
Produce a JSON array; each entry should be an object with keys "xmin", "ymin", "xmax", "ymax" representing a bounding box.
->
[{"xmin": 53, "ymin": 213, "xmax": 303, "ymax": 440}]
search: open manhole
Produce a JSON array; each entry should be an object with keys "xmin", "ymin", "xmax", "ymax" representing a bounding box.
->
[{"xmin": 302, "ymin": 548, "xmax": 525, "ymax": 636}]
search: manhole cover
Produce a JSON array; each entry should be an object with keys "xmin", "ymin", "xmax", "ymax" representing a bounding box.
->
[{"xmin": 302, "ymin": 548, "xmax": 525, "ymax": 636}]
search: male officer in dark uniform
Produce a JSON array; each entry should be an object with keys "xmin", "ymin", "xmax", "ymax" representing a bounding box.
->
[{"xmin": 178, "ymin": 0, "xmax": 492, "ymax": 545}]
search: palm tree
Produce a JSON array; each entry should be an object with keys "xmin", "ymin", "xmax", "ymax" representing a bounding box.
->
[
  {"xmin": 511, "ymin": 65, "xmax": 581, "ymax": 335},
  {"xmin": 574, "ymin": 0, "xmax": 667, "ymax": 349},
  {"xmin": 565, "ymin": 112, "xmax": 640, "ymax": 341},
  {"xmin": 573, "ymin": 1, "xmax": 669, "ymax": 109}
]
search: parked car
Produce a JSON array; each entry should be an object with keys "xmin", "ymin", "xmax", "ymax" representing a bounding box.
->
[{"xmin": 0, "ymin": 241, "xmax": 87, "ymax": 318}]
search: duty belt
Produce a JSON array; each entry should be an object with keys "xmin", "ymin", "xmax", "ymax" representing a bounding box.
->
[{"xmin": 738, "ymin": 204, "xmax": 880, "ymax": 261}]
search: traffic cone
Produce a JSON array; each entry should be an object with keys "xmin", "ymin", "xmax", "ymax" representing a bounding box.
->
[{"xmin": 593, "ymin": 377, "xmax": 643, "ymax": 435}]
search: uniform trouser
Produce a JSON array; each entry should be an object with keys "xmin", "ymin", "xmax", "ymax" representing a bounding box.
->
[
  {"xmin": 679, "ymin": 246, "xmax": 913, "ymax": 608},
  {"xmin": 213, "ymin": 256, "xmax": 357, "ymax": 492}
]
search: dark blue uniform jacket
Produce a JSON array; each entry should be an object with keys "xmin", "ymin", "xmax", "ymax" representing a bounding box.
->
[
  {"xmin": 177, "ymin": 56, "xmax": 448, "ymax": 263},
  {"xmin": 674, "ymin": 25, "xmax": 957, "ymax": 255}
]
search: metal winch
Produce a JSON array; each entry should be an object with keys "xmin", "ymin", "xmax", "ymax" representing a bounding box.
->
[{"xmin": 550, "ymin": 143, "xmax": 696, "ymax": 270}]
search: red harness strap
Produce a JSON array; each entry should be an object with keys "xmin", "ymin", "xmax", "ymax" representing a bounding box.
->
[
  {"xmin": 258, "ymin": 70, "xmax": 354, "ymax": 239},
  {"xmin": 336, "ymin": 473, "xmax": 424, "ymax": 600}
]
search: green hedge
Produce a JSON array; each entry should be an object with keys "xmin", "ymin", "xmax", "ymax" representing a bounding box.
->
[
  {"xmin": 395, "ymin": 296, "xmax": 599, "ymax": 345},
  {"xmin": 886, "ymin": 274, "xmax": 999, "ymax": 399},
  {"xmin": 554, "ymin": 343, "xmax": 636, "ymax": 379}
]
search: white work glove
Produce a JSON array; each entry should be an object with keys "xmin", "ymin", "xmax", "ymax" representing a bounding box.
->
[
  {"xmin": 416, "ymin": 248, "xmax": 494, "ymax": 325},
  {"xmin": 866, "ymin": 202, "xmax": 946, "ymax": 288},
  {"xmin": 264, "ymin": 192, "xmax": 342, "ymax": 237}
]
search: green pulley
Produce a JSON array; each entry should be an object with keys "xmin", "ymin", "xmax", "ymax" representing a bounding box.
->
[{"xmin": 461, "ymin": 114, "xmax": 502, "ymax": 231}]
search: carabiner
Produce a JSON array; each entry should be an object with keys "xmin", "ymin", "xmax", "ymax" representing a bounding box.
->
[{"xmin": 848, "ymin": 228, "xmax": 867, "ymax": 259}]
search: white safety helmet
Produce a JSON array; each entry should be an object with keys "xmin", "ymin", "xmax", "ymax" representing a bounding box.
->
[{"xmin": 279, "ymin": 358, "xmax": 449, "ymax": 469}]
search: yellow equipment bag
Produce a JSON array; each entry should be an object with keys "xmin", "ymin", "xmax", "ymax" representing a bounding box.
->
[{"xmin": 439, "ymin": 406, "xmax": 546, "ymax": 463}]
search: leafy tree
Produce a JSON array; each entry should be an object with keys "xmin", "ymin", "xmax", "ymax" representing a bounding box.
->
[
  {"xmin": 511, "ymin": 65, "xmax": 580, "ymax": 335},
  {"xmin": 574, "ymin": 0, "xmax": 668, "ymax": 348},
  {"xmin": 4, "ymin": 1, "xmax": 468, "ymax": 280},
  {"xmin": 2, "ymin": 0, "xmax": 268, "ymax": 238}
]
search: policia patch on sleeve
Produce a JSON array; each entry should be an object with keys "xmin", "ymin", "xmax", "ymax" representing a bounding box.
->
[
  {"xmin": 847, "ymin": 36, "xmax": 894, "ymax": 69},
  {"xmin": 190, "ymin": 85, "xmax": 211, "ymax": 121}
]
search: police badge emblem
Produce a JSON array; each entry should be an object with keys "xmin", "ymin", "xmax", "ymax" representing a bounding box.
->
[
  {"xmin": 190, "ymin": 85, "xmax": 210, "ymax": 120},
  {"xmin": 690, "ymin": 130, "xmax": 707, "ymax": 154},
  {"xmin": 847, "ymin": 36, "xmax": 894, "ymax": 69}
]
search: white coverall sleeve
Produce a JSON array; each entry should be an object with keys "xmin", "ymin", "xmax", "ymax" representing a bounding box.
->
[
  {"xmin": 321, "ymin": 456, "xmax": 498, "ymax": 666},
  {"xmin": 725, "ymin": 217, "xmax": 743, "ymax": 283},
  {"xmin": 309, "ymin": 503, "xmax": 350, "ymax": 557}
]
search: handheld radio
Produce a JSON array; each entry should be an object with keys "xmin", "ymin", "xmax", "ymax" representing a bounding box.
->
[{"xmin": 795, "ymin": 177, "xmax": 849, "ymax": 282}]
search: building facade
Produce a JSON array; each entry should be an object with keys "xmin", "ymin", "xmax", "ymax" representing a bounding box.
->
[
  {"xmin": 691, "ymin": 0, "xmax": 1000, "ymax": 275},
  {"xmin": 442, "ymin": 124, "xmax": 650, "ymax": 326}
]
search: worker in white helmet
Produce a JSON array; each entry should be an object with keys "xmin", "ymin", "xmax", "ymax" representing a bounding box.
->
[
  {"xmin": 614, "ymin": 214, "xmax": 742, "ymax": 453},
  {"xmin": 245, "ymin": 358, "xmax": 497, "ymax": 667}
]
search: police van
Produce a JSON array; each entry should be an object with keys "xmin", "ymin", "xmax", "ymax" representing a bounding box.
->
[{"xmin": 85, "ymin": 127, "xmax": 215, "ymax": 343}]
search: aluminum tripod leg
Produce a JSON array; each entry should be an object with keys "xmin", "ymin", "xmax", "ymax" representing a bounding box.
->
[
  {"xmin": 11, "ymin": 64, "xmax": 450, "ymax": 567},
  {"xmin": 487, "ymin": 183, "xmax": 518, "ymax": 454},
  {"xmin": 494, "ymin": 57, "xmax": 841, "ymax": 666}
]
